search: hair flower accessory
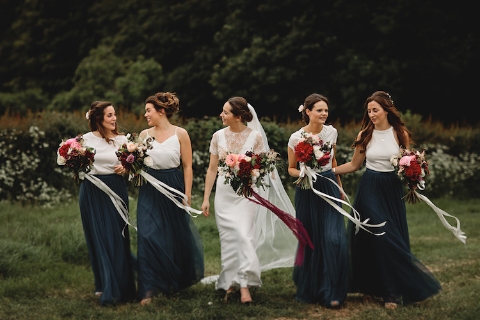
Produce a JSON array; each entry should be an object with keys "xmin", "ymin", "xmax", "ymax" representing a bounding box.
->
[
  {"xmin": 85, "ymin": 111, "xmax": 90, "ymax": 120},
  {"xmin": 298, "ymin": 105, "xmax": 305, "ymax": 112}
]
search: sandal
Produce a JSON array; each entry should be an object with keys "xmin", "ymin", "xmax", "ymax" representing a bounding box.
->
[{"xmin": 223, "ymin": 287, "xmax": 235, "ymax": 304}]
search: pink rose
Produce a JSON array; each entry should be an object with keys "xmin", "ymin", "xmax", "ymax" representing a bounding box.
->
[
  {"xmin": 126, "ymin": 142, "xmax": 137, "ymax": 152},
  {"xmin": 126, "ymin": 154, "xmax": 135, "ymax": 163},
  {"xmin": 399, "ymin": 155, "xmax": 416, "ymax": 166},
  {"xmin": 225, "ymin": 154, "xmax": 238, "ymax": 167}
]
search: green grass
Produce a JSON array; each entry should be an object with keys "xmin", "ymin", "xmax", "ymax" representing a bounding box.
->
[{"xmin": 1, "ymin": 196, "xmax": 479, "ymax": 319}]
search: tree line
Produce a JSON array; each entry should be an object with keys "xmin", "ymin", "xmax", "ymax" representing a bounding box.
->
[{"xmin": 0, "ymin": 0, "xmax": 478, "ymax": 124}]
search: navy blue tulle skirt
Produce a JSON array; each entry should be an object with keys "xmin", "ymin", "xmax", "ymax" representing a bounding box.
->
[
  {"xmin": 347, "ymin": 169, "xmax": 441, "ymax": 304},
  {"xmin": 79, "ymin": 174, "xmax": 136, "ymax": 306},
  {"xmin": 136, "ymin": 168, "xmax": 204, "ymax": 299},
  {"xmin": 293, "ymin": 169, "xmax": 349, "ymax": 307}
]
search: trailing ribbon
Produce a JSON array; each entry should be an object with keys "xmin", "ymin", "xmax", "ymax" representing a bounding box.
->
[
  {"xmin": 82, "ymin": 173, "xmax": 136, "ymax": 236},
  {"xmin": 140, "ymin": 171, "xmax": 203, "ymax": 217},
  {"xmin": 245, "ymin": 188, "xmax": 314, "ymax": 266},
  {"xmin": 414, "ymin": 191, "xmax": 466, "ymax": 244},
  {"xmin": 298, "ymin": 163, "xmax": 386, "ymax": 236}
]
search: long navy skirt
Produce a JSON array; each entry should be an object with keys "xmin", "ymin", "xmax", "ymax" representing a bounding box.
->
[
  {"xmin": 136, "ymin": 168, "xmax": 204, "ymax": 299},
  {"xmin": 79, "ymin": 174, "xmax": 136, "ymax": 306},
  {"xmin": 293, "ymin": 169, "xmax": 349, "ymax": 307},
  {"xmin": 347, "ymin": 169, "xmax": 441, "ymax": 304}
]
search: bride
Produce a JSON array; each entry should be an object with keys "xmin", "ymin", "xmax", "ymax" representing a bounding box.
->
[{"xmin": 201, "ymin": 97, "xmax": 297, "ymax": 304}]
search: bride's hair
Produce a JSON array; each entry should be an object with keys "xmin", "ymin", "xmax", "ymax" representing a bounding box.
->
[
  {"xmin": 227, "ymin": 97, "xmax": 253, "ymax": 122},
  {"xmin": 145, "ymin": 92, "xmax": 180, "ymax": 119}
]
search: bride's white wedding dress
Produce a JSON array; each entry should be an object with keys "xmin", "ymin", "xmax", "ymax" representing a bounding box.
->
[{"xmin": 205, "ymin": 125, "xmax": 298, "ymax": 290}]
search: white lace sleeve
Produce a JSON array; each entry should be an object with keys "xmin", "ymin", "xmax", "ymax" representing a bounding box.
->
[
  {"xmin": 252, "ymin": 132, "xmax": 266, "ymax": 153},
  {"xmin": 209, "ymin": 131, "xmax": 219, "ymax": 155}
]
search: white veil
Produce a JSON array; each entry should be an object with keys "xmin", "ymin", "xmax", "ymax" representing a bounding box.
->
[{"xmin": 247, "ymin": 104, "xmax": 297, "ymax": 271}]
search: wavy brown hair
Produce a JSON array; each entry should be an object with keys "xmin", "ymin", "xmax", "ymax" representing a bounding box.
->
[
  {"xmin": 86, "ymin": 101, "xmax": 121, "ymax": 143},
  {"xmin": 352, "ymin": 91, "xmax": 412, "ymax": 152}
]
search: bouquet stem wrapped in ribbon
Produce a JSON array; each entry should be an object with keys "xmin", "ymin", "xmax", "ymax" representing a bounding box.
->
[
  {"xmin": 219, "ymin": 149, "xmax": 314, "ymax": 266},
  {"xmin": 57, "ymin": 135, "xmax": 135, "ymax": 235},
  {"xmin": 117, "ymin": 133, "xmax": 202, "ymax": 218},
  {"xmin": 293, "ymin": 132, "xmax": 386, "ymax": 236},
  {"xmin": 391, "ymin": 147, "xmax": 466, "ymax": 243}
]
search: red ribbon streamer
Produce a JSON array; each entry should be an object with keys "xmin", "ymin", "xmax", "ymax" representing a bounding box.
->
[{"xmin": 246, "ymin": 188, "xmax": 314, "ymax": 266}]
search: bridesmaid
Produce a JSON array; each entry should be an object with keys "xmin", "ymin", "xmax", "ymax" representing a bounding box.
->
[
  {"xmin": 287, "ymin": 93, "xmax": 348, "ymax": 308},
  {"xmin": 79, "ymin": 101, "xmax": 136, "ymax": 306},
  {"xmin": 136, "ymin": 92, "xmax": 204, "ymax": 305}
]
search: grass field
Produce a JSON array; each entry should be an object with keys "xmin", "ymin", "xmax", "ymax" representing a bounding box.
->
[{"xmin": 0, "ymin": 195, "xmax": 479, "ymax": 320}]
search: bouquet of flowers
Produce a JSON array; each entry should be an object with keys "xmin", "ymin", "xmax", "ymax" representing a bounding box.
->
[
  {"xmin": 218, "ymin": 149, "xmax": 281, "ymax": 197},
  {"xmin": 219, "ymin": 149, "xmax": 314, "ymax": 264},
  {"xmin": 293, "ymin": 131, "xmax": 333, "ymax": 189},
  {"xmin": 390, "ymin": 146, "xmax": 429, "ymax": 204},
  {"xmin": 57, "ymin": 135, "xmax": 95, "ymax": 183},
  {"xmin": 116, "ymin": 133, "xmax": 155, "ymax": 186}
]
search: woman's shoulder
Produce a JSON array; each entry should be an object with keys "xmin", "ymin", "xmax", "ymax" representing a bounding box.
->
[{"xmin": 289, "ymin": 128, "xmax": 303, "ymax": 139}]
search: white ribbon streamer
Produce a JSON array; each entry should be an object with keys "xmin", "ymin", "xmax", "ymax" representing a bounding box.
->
[
  {"xmin": 415, "ymin": 191, "xmax": 466, "ymax": 244},
  {"xmin": 83, "ymin": 174, "xmax": 136, "ymax": 236},
  {"xmin": 140, "ymin": 171, "xmax": 203, "ymax": 217},
  {"xmin": 299, "ymin": 163, "xmax": 385, "ymax": 235}
]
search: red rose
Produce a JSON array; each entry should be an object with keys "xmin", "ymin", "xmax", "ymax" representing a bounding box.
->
[
  {"xmin": 405, "ymin": 161, "xmax": 422, "ymax": 181},
  {"xmin": 294, "ymin": 141, "xmax": 313, "ymax": 163}
]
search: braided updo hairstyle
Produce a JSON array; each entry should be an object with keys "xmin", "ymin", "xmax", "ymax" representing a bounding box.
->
[
  {"xmin": 145, "ymin": 92, "xmax": 180, "ymax": 119},
  {"xmin": 227, "ymin": 97, "xmax": 253, "ymax": 122}
]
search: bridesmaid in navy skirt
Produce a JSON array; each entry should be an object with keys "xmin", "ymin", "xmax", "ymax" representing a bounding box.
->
[
  {"xmin": 136, "ymin": 92, "xmax": 204, "ymax": 305},
  {"xmin": 334, "ymin": 91, "xmax": 441, "ymax": 308},
  {"xmin": 347, "ymin": 169, "xmax": 441, "ymax": 304},
  {"xmin": 288, "ymin": 93, "xmax": 348, "ymax": 308},
  {"xmin": 78, "ymin": 101, "xmax": 136, "ymax": 306}
]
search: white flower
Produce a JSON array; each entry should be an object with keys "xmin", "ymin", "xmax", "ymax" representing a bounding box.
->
[
  {"xmin": 57, "ymin": 156, "xmax": 66, "ymax": 165},
  {"xmin": 144, "ymin": 156, "xmax": 153, "ymax": 167},
  {"xmin": 314, "ymin": 149, "xmax": 324, "ymax": 159},
  {"xmin": 126, "ymin": 142, "xmax": 137, "ymax": 152},
  {"xmin": 126, "ymin": 133, "xmax": 131, "ymax": 139},
  {"xmin": 298, "ymin": 105, "xmax": 305, "ymax": 112},
  {"xmin": 251, "ymin": 169, "xmax": 260, "ymax": 178},
  {"xmin": 85, "ymin": 112, "xmax": 89, "ymax": 120},
  {"xmin": 390, "ymin": 155, "xmax": 398, "ymax": 166}
]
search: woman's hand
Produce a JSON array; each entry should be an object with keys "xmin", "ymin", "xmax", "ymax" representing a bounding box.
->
[
  {"xmin": 114, "ymin": 164, "xmax": 126, "ymax": 175},
  {"xmin": 201, "ymin": 200, "xmax": 210, "ymax": 217}
]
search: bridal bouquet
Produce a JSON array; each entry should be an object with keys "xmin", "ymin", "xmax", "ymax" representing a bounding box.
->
[
  {"xmin": 293, "ymin": 131, "xmax": 333, "ymax": 189},
  {"xmin": 57, "ymin": 135, "xmax": 95, "ymax": 183},
  {"xmin": 218, "ymin": 149, "xmax": 280, "ymax": 197},
  {"xmin": 116, "ymin": 133, "xmax": 155, "ymax": 186},
  {"xmin": 219, "ymin": 149, "xmax": 314, "ymax": 265},
  {"xmin": 390, "ymin": 146, "xmax": 466, "ymax": 244},
  {"xmin": 390, "ymin": 146, "xmax": 429, "ymax": 204}
]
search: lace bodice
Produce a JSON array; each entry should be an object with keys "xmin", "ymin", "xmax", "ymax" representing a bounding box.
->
[{"xmin": 209, "ymin": 127, "xmax": 265, "ymax": 158}]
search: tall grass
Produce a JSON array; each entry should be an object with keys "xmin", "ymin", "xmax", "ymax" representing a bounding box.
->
[{"xmin": 1, "ymin": 195, "xmax": 479, "ymax": 320}]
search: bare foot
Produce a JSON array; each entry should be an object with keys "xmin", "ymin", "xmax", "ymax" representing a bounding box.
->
[
  {"xmin": 240, "ymin": 287, "xmax": 252, "ymax": 304},
  {"xmin": 140, "ymin": 298, "xmax": 152, "ymax": 306}
]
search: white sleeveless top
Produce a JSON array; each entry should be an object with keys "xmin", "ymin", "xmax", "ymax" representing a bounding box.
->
[
  {"xmin": 287, "ymin": 125, "xmax": 338, "ymax": 171},
  {"xmin": 82, "ymin": 132, "xmax": 127, "ymax": 175},
  {"xmin": 145, "ymin": 128, "xmax": 181, "ymax": 169},
  {"xmin": 365, "ymin": 126, "xmax": 399, "ymax": 172}
]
